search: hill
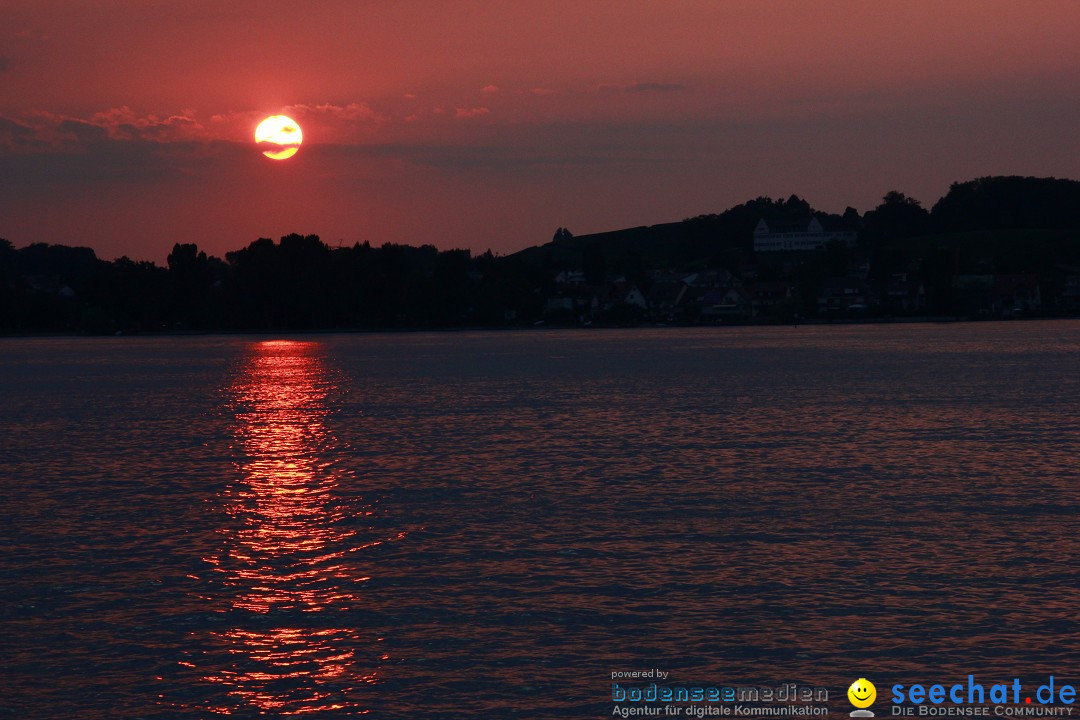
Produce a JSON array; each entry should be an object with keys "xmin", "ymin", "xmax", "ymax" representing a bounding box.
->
[
  {"xmin": 510, "ymin": 194, "xmax": 861, "ymax": 279},
  {"xmin": 3, "ymin": 175, "xmax": 1080, "ymax": 332}
]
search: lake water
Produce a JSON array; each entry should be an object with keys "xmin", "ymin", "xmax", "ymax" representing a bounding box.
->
[{"xmin": 1, "ymin": 323, "xmax": 1078, "ymax": 719}]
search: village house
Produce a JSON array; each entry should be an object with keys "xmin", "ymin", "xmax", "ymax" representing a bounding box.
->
[
  {"xmin": 952, "ymin": 275, "xmax": 1041, "ymax": 316},
  {"xmin": 699, "ymin": 286, "xmax": 750, "ymax": 318},
  {"xmin": 818, "ymin": 277, "xmax": 868, "ymax": 313},
  {"xmin": 873, "ymin": 273, "xmax": 926, "ymax": 312},
  {"xmin": 993, "ymin": 275, "xmax": 1041, "ymax": 314},
  {"xmin": 553, "ymin": 270, "xmax": 587, "ymax": 286},
  {"xmin": 753, "ymin": 217, "xmax": 859, "ymax": 252},
  {"xmin": 646, "ymin": 279, "xmax": 690, "ymax": 316},
  {"xmin": 610, "ymin": 281, "xmax": 648, "ymax": 310},
  {"xmin": 745, "ymin": 280, "xmax": 795, "ymax": 316},
  {"xmin": 545, "ymin": 285, "xmax": 602, "ymax": 315}
]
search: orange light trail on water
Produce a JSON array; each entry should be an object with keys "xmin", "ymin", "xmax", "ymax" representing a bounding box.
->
[{"xmin": 191, "ymin": 340, "xmax": 395, "ymax": 716}]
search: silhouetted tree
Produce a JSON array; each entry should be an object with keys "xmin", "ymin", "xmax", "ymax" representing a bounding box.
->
[
  {"xmin": 552, "ymin": 227, "xmax": 574, "ymax": 244},
  {"xmin": 863, "ymin": 191, "xmax": 931, "ymax": 242},
  {"xmin": 167, "ymin": 243, "xmax": 213, "ymax": 328},
  {"xmin": 3, "ymin": 175, "xmax": 1079, "ymax": 334},
  {"xmin": 932, "ymin": 176, "xmax": 1080, "ymax": 233}
]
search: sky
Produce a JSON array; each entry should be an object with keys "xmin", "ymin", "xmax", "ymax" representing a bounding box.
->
[{"xmin": 1, "ymin": 0, "xmax": 1078, "ymax": 262}]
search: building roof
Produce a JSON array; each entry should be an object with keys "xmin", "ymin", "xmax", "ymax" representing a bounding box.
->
[
  {"xmin": 756, "ymin": 215, "xmax": 860, "ymax": 234},
  {"xmin": 756, "ymin": 218, "xmax": 814, "ymax": 234}
]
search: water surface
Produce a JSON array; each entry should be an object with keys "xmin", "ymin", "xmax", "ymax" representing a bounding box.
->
[{"xmin": 1, "ymin": 323, "xmax": 1078, "ymax": 718}]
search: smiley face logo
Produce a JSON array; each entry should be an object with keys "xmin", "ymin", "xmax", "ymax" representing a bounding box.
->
[{"xmin": 848, "ymin": 678, "xmax": 877, "ymax": 708}]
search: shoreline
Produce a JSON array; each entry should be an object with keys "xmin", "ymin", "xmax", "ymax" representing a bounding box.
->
[{"xmin": 2, "ymin": 314, "xmax": 1078, "ymax": 339}]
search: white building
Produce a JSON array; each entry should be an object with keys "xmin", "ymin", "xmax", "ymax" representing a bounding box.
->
[{"xmin": 753, "ymin": 217, "xmax": 858, "ymax": 252}]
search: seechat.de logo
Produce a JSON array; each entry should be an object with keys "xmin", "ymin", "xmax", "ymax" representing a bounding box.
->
[{"xmin": 849, "ymin": 678, "xmax": 877, "ymax": 717}]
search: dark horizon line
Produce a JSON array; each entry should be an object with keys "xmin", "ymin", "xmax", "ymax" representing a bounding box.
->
[{"xmin": 3, "ymin": 173, "xmax": 1077, "ymax": 263}]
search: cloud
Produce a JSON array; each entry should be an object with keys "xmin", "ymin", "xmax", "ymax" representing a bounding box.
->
[
  {"xmin": 481, "ymin": 85, "xmax": 499, "ymax": 94},
  {"xmin": 455, "ymin": 106, "xmax": 490, "ymax": 119},
  {"xmin": 1, "ymin": 107, "xmax": 213, "ymax": 153},
  {"xmin": 285, "ymin": 102, "xmax": 385, "ymax": 124},
  {"xmin": 527, "ymin": 87, "xmax": 555, "ymax": 96},
  {"xmin": 57, "ymin": 118, "xmax": 110, "ymax": 143},
  {"xmin": 89, "ymin": 106, "xmax": 205, "ymax": 141},
  {"xmin": 202, "ymin": 102, "xmax": 387, "ymax": 141},
  {"xmin": 0, "ymin": 116, "xmax": 49, "ymax": 152},
  {"xmin": 0, "ymin": 114, "xmax": 245, "ymax": 192},
  {"xmin": 599, "ymin": 81, "xmax": 686, "ymax": 94}
]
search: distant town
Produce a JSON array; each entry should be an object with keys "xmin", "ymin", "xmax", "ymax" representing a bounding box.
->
[{"xmin": 2, "ymin": 175, "xmax": 1078, "ymax": 334}]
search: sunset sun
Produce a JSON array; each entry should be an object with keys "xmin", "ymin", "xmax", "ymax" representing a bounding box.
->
[
  {"xmin": 3, "ymin": 2, "xmax": 1080, "ymax": 719},
  {"xmin": 255, "ymin": 115, "xmax": 302, "ymax": 160}
]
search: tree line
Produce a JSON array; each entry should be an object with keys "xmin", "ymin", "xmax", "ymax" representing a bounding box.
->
[{"xmin": 1, "ymin": 175, "xmax": 1078, "ymax": 333}]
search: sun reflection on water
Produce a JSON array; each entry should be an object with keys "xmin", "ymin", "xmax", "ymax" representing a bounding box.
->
[{"xmin": 194, "ymin": 340, "xmax": 390, "ymax": 716}]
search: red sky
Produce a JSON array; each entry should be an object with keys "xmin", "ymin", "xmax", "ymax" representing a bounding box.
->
[{"xmin": 1, "ymin": 0, "xmax": 1078, "ymax": 262}]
